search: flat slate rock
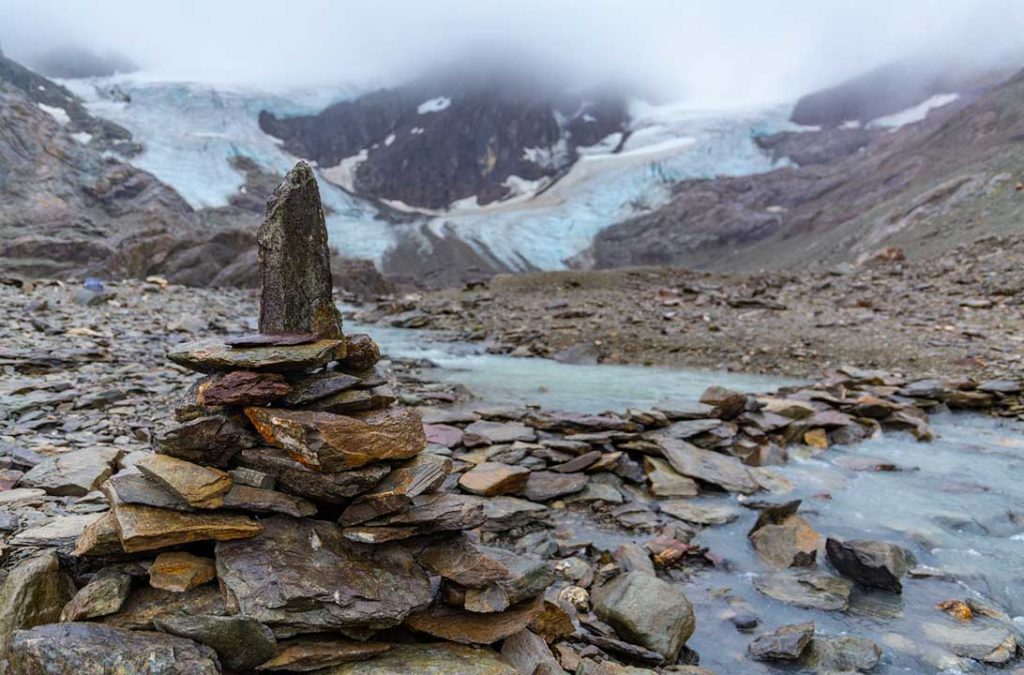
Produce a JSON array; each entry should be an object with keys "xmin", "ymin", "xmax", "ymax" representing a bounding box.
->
[
  {"xmin": 102, "ymin": 585, "xmax": 227, "ymax": 631},
  {"xmin": 256, "ymin": 637, "xmax": 390, "ymax": 671},
  {"xmin": 339, "ymin": 453, "xmax": 451, "ymax": 525},
  {"xmin": 194, "ymin": 370, "xmax": 292, "ymax": 406},
  {"xmin": 414, "ymin": 533, "xmax": 514, "ymax": 588},
  {"xmin": 102, "ymin": 471, "xmax": 192, "ymax": 512},
  {"xmin": 18, "ymin": 446, "xmax": 121, "ymax": 496},
  {"xmin": 158, "ymin": 413, "xmax": 256, "ymax": 467},
  {"xmin": 283, "ymin": 372, "xmax": 362, "ymax": 406},
  {"xmin": 659, "ymin": 437, "xmax": 759, "ymax": 494},
  {"xmin": 754, "ymin": 571, "xmax": 852, "ymax": 611},
  {"xmin": 245, "ymin": 407, "xmax": 425, "ymax": 471},
  {"xmin": 215, "ymin": 516, "xmax": 432, "ymax": 635},
  {"xmin": 149, "ymin": 552, "xmax": 217, "ymax": 592},
  {"xmin": 238, "ymin": 447, "xmax": 390, "ymax": 504},
  {"xmin": 343, "ymin": 493, "xmax": 487, "ymax": 543},
  {"xmin": 10, "ymin": 513, "xmax": 101, "ymax": 551},
  {"xmin": 168, "ymin": 338, "xmax": 344, "ymax": 374},
  {"xmin": 660, "ymin": 500, "xmax": 738, "ymax": 525},
  {"xmin": 463, "ymin": 421, "xmax": 537, "ymax": 447},
  {"xmin": 404, "ymin": 598, "xmax": 544, "ymax": 644},
  {"xmin": 522, "ymin": 471, "xmax": 589, "ymax": 502},
  {"xmin": 223, "ymin": 483, "xmax": 318, "ymax": 517},
  {"xmin": 748, "ymin": 621, "xmax": 815, "ymax": 661},
  {"xmin": 225, "ymin": 332, "xmax": 318, "ymax": 347},
  {"xmin": 321, "ymin": 643, "xmax": 516, "ymax": 674},
  {"xmin": 8, "ymin": 623, "xmax": 219, "ymax": 674},
  {"xmin": 136, "ymin": 454, "xmax": 232, "ymax": 509},
  {"xmin": 458, "ymin": 461, "xmax": 531, "ymax": 497}
]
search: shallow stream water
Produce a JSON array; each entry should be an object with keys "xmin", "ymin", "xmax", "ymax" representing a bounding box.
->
[{"xmin": 367, "ymin": 324, "xmax": 1024, "ymax": 673}]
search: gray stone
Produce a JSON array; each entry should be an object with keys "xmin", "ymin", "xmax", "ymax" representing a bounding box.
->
[
  {"xmin": 753, "ymin": 571, "xmax": 852, "ymax": 611},
  {"xmin": 216, "ymin": 516, "xmax": 432, "ymax": 635},
  {"xmin": 658, "ymin": 438, "xmax": 759, "ymax": 494},
  {"xmin": 9, "ymin": 623, "xmax": 219, "ymax": 674},
  {"xmin": 591, "ymin": 571, "xmax": 695, "ymax": 661},
  {"xmin": 258, "ymin": 161, "xmax": 344, "ymax": 339},
  {"xmin": 18, "ymin": 447, "xmax": 120, "ymax": 496},
  {"xmin": 748, "ymin": 621, "xmax": 815, "ymax": 661},
  {"xmin": 0, "ymin": 551, "xmax": 75, "ymax": 666},
  {"xmin": 318, "ymin": 643, "xmax": 516, "ymax": 674},
  {"xmin": 60, "ymin": 567, "xmax": 133, "ymax": 621},
  {"xmin": 168, "ymin": 338, "xmax": 345, "ymax": 374},
  {"xmin": 156, "ymin": 614, "xmax": 277, "ymax": 671},
  {"xmin": 921, "ymin": 622, "xmax": 1017, "ymax": 664},
  {"xmin": 804, "ymin": 636, "xmax": 882, "ymax": 672},
  {"xmin": 825, "ymin": 538, "xmax": 909, "ymax": 592},
  {"xmin": 660, "ymin": 500, "xmax": 739, "ymax": 525},
  {"xmin": 238, "ymin": 446, "xmax": 390, "ymax": 503}
]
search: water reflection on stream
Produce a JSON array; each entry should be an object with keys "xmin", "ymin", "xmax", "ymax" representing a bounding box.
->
[{"xmin": 366, "ymin": 323, "xmax": 1024, "ymax": 673}]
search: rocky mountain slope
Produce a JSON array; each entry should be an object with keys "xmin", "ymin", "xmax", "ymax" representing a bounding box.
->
[
  {"xmin": 586, "ymin": 64, "xmax": 1024, "ymax": 272},
  {"xmin": 261, "ymin": 69, "xmax": 629, "ymax": 211}
]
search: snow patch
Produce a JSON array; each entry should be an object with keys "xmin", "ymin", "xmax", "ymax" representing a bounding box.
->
[
  {"xmin": 867, "ymin": 93, "xmax": 960, "ymax": 129},
  {"xmin": 38, "ymin": 103, "xmax": 70, "ymax": 125},
  {"xmin": 417, "ymin": 96, "xmax": 451, "ymax": 114},
  {"xmin": 70, "ymin": 131, "xmax": 93, "ymax": 144},
  {"xmin": 840, "ymin": 120, "xmax": 861, "ymax": 130},
  {"xmin": 410, "ymin": 127, "xmax": 425, "ymax": 135},
  {"xmin": 321, "ymin": 149, "xmax": 368, "ymax": 192},
  {"xmin": 384, "ymin": 133, "xmax": 396, "ymax": 146},
  {"xmin": 522, "ymin": 139, "xmax": 570, "ymax": 170}
]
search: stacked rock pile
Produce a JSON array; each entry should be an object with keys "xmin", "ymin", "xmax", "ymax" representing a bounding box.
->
[{"xmin": 3, "ymin": 163, "xmax": 558, "ymax": 674}]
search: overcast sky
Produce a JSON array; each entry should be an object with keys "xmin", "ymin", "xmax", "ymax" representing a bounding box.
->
[{"xmin": 1, "ymin": 0, "xmax": 1021, "ymax": 104}]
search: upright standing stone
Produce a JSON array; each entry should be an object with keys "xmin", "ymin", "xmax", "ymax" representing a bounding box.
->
[{"xmin": 258, "ymin": 161, "xmax": 344, "ymax": 339}]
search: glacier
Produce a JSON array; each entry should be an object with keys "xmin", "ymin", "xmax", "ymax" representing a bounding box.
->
[{"xmin": 65, "ymin": 74, "xmax": 805, "ymax": 272}]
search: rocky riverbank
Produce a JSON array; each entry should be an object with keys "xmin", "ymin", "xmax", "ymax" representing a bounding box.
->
[
  {"xmin": 2, "ymin": 275, "xmax": 1024, "ymax": 673},
  {"xmin": 360, "ymin": 233, "xmax": 1024, "ymax": 384}
]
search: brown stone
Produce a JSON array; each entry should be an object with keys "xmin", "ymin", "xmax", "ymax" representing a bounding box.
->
[
  {"xmin": 644, "ymin": 456, "xmax": 699, "ymax": 497},
  {"xmin": 149, "ymin": 552, "xmax": 217, "ymax": 592},
  {"xmin": 168, "ymin": 338, "xmax": 345, "ymax": 374},
  {"xmin": 522, "ymin": 471, "xmax": 589, "ymax": 502},
  {"xmin": 71, "ymin": 511, "xmax": 123, "ymax": 556},
  {"xmin": 136, "ymin": 454, "xmax": 232, "ymax": 509},
  {"xmin": 342, "ymin": 493, "xmax": 487, "ymax": 543},
  {"xmin": 102, "ymin": 585, "xmax": 226, "ymax": 631},
  {"xmin": 257, "ymin": 161, "xmax": 344, "ymax": 339},
  {"xmin": 304, "ymin": 386, "xmax": 395, "ymax": 414},
  {"xmin": 339, "ymin": 454, "xmax": 451, "ymax": 525},
  {"xmin": 245, "ymin": 407, "xmax": 426, "ymax": 472},
  {"xmin": 238, "ymin": 447, "xmax": 390, "ymax": 504},
  {"xmin": 338, "ymin": 333, "xmax": 381, "ymax": 371},
  {"xmin": 108, "ymin": 487, "xmax": 262, "ymax": 553},
  {"xmin": 405, "ymin": 597, "xmax": 544, "ymax": 644},
  {"xmin": 157, "ymin": 413, "xmax": 257, "ymax": 467},
  {"xmin": 196, "ymin": 370, "xmax": 292, "ymax": 407},
  {"xmin": 257, "ymin": 638, "xmax": 390, "ymax": 671},
  {"xmin": 458, "ymin": 462, "xmax": 531, "ymax": 496},
  {"xmin": 223, "ymin": 484, "xmax": 317, "ymax": 517},
  {"xmin": 748, "ymin": 501, "xmax": 820, "ymax": 568},
  {"xmin": 60, "ymin": 568, "xmax": 133, "ymax": 622},
  {"xmin": 658, "ymin": 437, "xmax": 759, "ymax": 494},
  {"xmin": 225, "ymin": 332, "xmax": 317, "ymax": 347},
  {"xmin": 414, "ymin": 534, "xmax": 513, "ymax": 588},
  {"xmin": 101, "ymin": 471, "xmax": 191, "ymax": 512},
  {"xmin": 699, "ymin": 386, "xmax": 748, "ymax": 419}
]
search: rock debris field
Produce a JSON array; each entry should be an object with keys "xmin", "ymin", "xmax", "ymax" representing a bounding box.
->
[{"xmin": 1, "ymin": 164, "xmax": 1023, "ymax": 674}]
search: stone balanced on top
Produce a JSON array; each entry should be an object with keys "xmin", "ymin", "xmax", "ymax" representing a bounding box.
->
[{"xmin": 7, "ymin": 162, "xmax": 549, "ymax": 673}]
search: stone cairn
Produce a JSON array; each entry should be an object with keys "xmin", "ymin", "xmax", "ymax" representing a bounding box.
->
[{"xmin": 6, "ymin": 162, "xmax": 556, "ymax": 673}]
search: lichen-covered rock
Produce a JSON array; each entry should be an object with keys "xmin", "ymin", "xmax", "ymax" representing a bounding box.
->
[
  {"xmin": 257, "ymin": 161, "xmax": 344, "ymax": 339},
  {"xmin": 0, "ymin": 551, "xmax": 75, "ymax": 663},
  {"xmin": 8, "ymin": 623, "xmax": 220, "ymax": 674}
]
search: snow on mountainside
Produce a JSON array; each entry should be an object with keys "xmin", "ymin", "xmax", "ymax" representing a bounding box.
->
[{"xmin": 53, "ymin": 69, "xmax": 970, "ymax": 287}]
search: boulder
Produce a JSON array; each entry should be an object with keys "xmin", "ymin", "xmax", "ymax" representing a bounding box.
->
[
  {"xmin": 591, "ymin": 571, "xmax": 695, "ymax": 661},
  {"xmin": 825, "ymin": 538, "xmax": 908, "ymax": 592},
  {"xmin": 215, "ymin": 516, "xmax": 432, "ymax": 635},
  {"xmin": 156, "ymin": 614, "xmax": 277, "ymax": 671},
  {"xmin": 0, "ymin": 551, "xmax": 75, "ymax": 660},
  {"xmin": 245, "ymin": 407, "xmax": 425, "ymax": 471},
  {"xmin": 748, "ymin": 621, "xmax": 815, "ymax": 661},
  {"xmin": 8, "ymin": 623, "xmax": 219, "ymax": 674}
]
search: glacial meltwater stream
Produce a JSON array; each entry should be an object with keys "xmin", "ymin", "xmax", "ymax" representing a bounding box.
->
[{"xmin": 367, "ymin": 324, "xmax": 1024, "ymax": 673}]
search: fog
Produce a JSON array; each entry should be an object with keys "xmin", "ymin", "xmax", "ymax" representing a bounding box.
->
[{"xmin": 1, "ymin": 0, "xmax": 1022, "ymax": 104}]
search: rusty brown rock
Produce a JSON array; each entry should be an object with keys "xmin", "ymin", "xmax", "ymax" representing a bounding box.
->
[
  {"xmin": 748, "ymin": 501, "xmax": 820, "ymax": 568},
  {"xmin": 304, "ymin": 386, "xmax": 395, "ymax": 414},
  {"xmin": 149, "ymin": 552, "xmax": 217, "ymax": 592},
  {"xmin": 244, "ymin": 407, "xmax": 426, "ymax": 472},
  {"xmin": 256, "ymin": 638, "xmax": 390, "ymax": 671},
  {"xmin": 458, "ymin": 462, "xmax": 531, "ymax": 497},
  {"xmin": 414, "ymin": 533, "xmax": 513, "ymax": 588},
  {"xmin": 404, "ymin": 597, "xmax": 545, "ymax": 644},
  {"xmin": 136, "ymin": 454, "xmax": 232, "ymax": 509},
  {"xmin": 71, "ymin": 511, "xmax": 124, "ymax": 556},
  {"xmin": 338, "ymin": 333, "xmax": 381, "ymax": 371},
  {"xmin": 222, "ymin": 484, "xmax": 317, "ymax": 517},
  {"xmin": 339, "ymin": 453, "xmax": 451, "ymax": 525},
  {"xmin": 237, "ymin": 447, "xmax": 390, "ymax": 504},
  {"xmin": 342, "ymin": 493, "xmax": 487, "ymax": 543},
  {"xmin": 107, "ymin": 485, "xmax": 262, "ymax": 553},
  {"xmin": 196, "ymin": 370, "xmax": 292, "ymax": 407},
  {"xmin": 102, "ymin": 585, "xmax": 227, "ymax": 631},
  {"xmin": 257, "ymin": 161, "xmax": 344, "ymax": 339}
]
